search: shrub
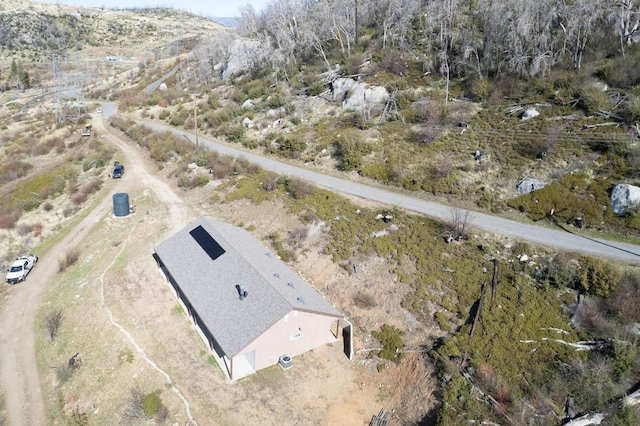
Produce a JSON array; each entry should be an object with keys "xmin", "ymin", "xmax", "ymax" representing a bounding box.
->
[
  {"xmin": 267, "ymin": 231, "xmax": 294, "ymax": 261},
  {"xmin": 285, "ymin": 177, "xmax": 315, "ymax": 199},
  {"xmin": 177, "ymin": 173, "xmax": 209, "ymax": 189},
  {"xmin": 58, "ymin": 248, "xmax": 80, "ymax": 273},
  {"xmin": 0, "ymin": 161, "xmax": 33, "ymax": 185},
  {"xmin": 244, "ymin": 78, "xmax": 270, "ymax": 99},
  {"xmin": 167, "ymin": 106, "xmax": 189, "ymax": 127},
  {"xmin": 56, "ymin": 363, "xmax": 73, "ymax": 384},
  {"xmin": 354, "ymin": 292, "xmax": 376, "ymax": 309},
  {"xmin": 62, "ymin": 206, "xmax": 78, "ymax": 218},
  {"xmin": 158, "ymin": 109, "xmax": 170, "ymax": 120},
  {"xmin": 361, "ymin": 162, "xmax": 394, "ymax": 183},
  {"xmin": 608, "ymin": 341, "xmax": 637, "ymax": 380},
  {"xmin": 141, "ymin": 390, "xmax": 164, "ymax": 418},
  {"xmin": 378, "ymin": 49, "xmax": 409, "ymax": 76},
  {"xmin": 0, "ymin": 209, "xmax": 21, "ymax": 229},
  {"xmin": 32, "ymin": 223, "xmax": 43, "ymax": 237},
  {"xmin": 577, "ymin": 86, "xmax": 610, "ymax": 115},
  {"xmin": 466, "ymin": 77, "xmax": 492, "ymax": 102},
  {"xmin": 68, "ymin": 407, "xmax": 89, "ymax": 426},
  {"xmin": 224, "ymin": 125, "xmax": 244, "ymax": 143},
  {"xmin": 22, "ymin": 197, "xmax": 41, "ymax": 212},
  {"xmin": 335, "ymin": 130, "xmax": 370, "ymax": 171},
  {"xmin": 71, "ymin": 192, "xmax": 87, "ymax": 205},
  {"xmin": 435, "ymin": 311, "xmax": 451, "ymax": 332},
  {"xmin": 288, "ymin": 227, "xmax": 309, "ymax": 246},
  {"xmin": 267, "ymin": 92, "xmax": 286, "ymax": 109},
  {"xmin": 609, "ymin": 405, "xmax": 640, "ymax": 426},
  {"xmin": 118, "ymin": 349, "xmax": 134, "ymax": 364},
  {"xmin": 574, "ymin": 255, "xmax": 623, "ymax": 297},
  {"xmin": 308, "ymin": 81, "xmax": 325, "ymax": 96},
  {"xmin": 17, "ymin": 223, "xmax": 32, "ymax": 236},
  {"xmin": 606, "ymin": 272, "xmax": 640, "ymax": 324},
  {"xmin": 372, "ymin": 324, "xmax": 404, "ymax": 362},
  {"xmin": 273, "ymin": 135, "xmax": 306, "ymax": 159},
  {"xmin": 261, "ymin": 172, "xmax": 280, "ymax": 192},
  {"xmin": 45, "ymin": 309, "xmax": 63, "ymax": 341}
]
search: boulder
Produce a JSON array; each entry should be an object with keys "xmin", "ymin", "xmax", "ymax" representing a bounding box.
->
[
  {"xmin": 242, "ymin": 117, "xmax": 253, "ymax": 128},
  {"xmin": 158, "ymin": 82, "xmax": 168, "ymax": 91},
  {"xmin": 610, "ymin": 184, "xmax": 640, "ymax": 215},
  {"xmin": 222, "ymin": 39, "xmax": 272, "ymax": 80},
  {"xmin": 331, "ymin": 78, "xmax": 388, "ymax": 111},
  {"xmin": 520, "ymin": 108, "xmax": 539, "ymax": 120},
  {"xmin": 516, "ymin": 178, "xmax": 545, "ymax": 194},
  {"xmin": 266, "ymin": 107, "xmax": 286, "ymax": 118},
  {"xmin": 241, "ymin": 99, "xmax": 255, "ymax": 109}
]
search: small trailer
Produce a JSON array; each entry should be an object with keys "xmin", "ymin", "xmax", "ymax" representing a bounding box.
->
[{"xmin": 81, "ymin": 121, "xmax": 92, "ymax": 137}]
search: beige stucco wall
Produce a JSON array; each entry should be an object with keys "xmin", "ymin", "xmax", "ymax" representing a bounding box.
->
[{"xmin": 231, "ymin": 310, "xmax": 340, "ymax": 380}]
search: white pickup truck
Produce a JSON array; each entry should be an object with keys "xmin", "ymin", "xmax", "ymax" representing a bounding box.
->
[{"xmin": 5, "ymin": 254, "xmax": 38, "ymax": 284}]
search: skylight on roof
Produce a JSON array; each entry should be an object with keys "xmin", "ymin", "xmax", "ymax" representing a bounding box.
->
[{"xmin": 190, "ymin": 225, "xmax": 226, "ymax": 261}]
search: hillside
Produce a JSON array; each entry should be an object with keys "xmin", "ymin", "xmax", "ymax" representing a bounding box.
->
[
  {"xmin": 1, "ymin": 1, "xmax": 640, "ymax": 425},
  {"xmin": 0, "ymin": 0, "xmax": 225, "ymax": 63}
]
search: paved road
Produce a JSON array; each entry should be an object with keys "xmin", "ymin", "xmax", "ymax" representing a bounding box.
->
[{"xmin": 98, "ymin": 104, "xmax": 640, "ymax": 265}]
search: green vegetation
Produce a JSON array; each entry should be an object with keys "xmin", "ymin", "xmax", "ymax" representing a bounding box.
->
[
  {"xmin": 215, "ymin": 166, "xmax": 640, "ymax": 424},
  {"xmin": 372, "ymin": 324, "xmax": 404, "ymax": 362},
  {"xmin": 118, "ymin": 349, "xmax": 134, "ymax": 364},
  {"xmin": 141, "ymin": 390, "xmax": 165, "ymax": 419}
]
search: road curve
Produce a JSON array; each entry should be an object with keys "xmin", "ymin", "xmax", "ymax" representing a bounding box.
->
[{"xmin": 127, "ymin": 117, "xmax": 640, "ymax": 265}]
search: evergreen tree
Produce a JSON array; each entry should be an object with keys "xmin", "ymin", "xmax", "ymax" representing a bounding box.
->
[{"xmin": 10, "ymin": 58, "xmax": 17, "ymax": 80}]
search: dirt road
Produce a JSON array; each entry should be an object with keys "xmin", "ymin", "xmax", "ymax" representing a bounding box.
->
[
  {"xmin": 0, "ymin": 114, "xmax": 194, "ymax": 425},
  {"xmin": 141, "ymin": 119, "xmax": 640, "ymax": 265}
]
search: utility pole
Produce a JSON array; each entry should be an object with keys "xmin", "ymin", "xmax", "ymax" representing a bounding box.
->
[{"xmin": 194, "ymin": 96, "xmax": 199, "ymax": 148}]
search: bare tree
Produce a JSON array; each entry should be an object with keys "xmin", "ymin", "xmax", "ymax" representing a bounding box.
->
[
  {"xmin": 611, "ymin": 0, "xmax": 640, "ymax": 55},
  {"xmin": 447, "ymin": 206, "xmax": 474, "ymax": 240},
  {"xmin": 371, "ymin": 0, "xmax": 421, "ymax": 50},
  {"xmin": 120, "ymin": 387, "xmax": 144, "ymax": 421},
  {"xmin": 479, "ymin": 0, "xmax": 562, "ymax": 76},
  {"xmin": 559, "ymin": 0, "xmax": 603, "ymax": 69},
  {"xmin": 329, "ymin": 0, "xmax": 357, "ymax": 57},
  {"xmin": 45, "ymin": 309, "xmax": 63, "ymax": 342}
]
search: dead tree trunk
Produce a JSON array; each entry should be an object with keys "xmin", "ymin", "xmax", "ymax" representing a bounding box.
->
[
  {"xmin": 490, "ymin": 259, "xmax": 498, "ymax": 310},
  {"xmin": 470, "ymin": 280, "xmax": 487, "ymax": 338}
]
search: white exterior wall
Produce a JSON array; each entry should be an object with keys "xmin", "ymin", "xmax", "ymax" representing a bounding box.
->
[{"xmin": 230, "ymin": 310, "xmax": 339, "ymax": 380}]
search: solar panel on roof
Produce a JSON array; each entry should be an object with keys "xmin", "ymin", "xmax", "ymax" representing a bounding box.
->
[{"xmin": 190, "ymin": 225, "xmax": 226, "ymax": 261}]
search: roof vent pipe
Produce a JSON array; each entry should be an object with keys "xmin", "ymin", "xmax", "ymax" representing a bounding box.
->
[{"xmin": 236, "ymin": 283, "xmax": 248, "ymax": 300}]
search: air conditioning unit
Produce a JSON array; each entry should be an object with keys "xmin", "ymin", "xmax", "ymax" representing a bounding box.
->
[{"xmin": 278, "ymin": 355, "xmax": 292, "ymax": 370}]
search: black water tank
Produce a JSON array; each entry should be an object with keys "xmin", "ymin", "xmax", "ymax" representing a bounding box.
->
[{"xmin": 113, "ymin": 193, "xmax": 130, "ymax": 217}]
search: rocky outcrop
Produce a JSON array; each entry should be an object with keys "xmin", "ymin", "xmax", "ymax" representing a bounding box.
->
[
  {"xmin": 331, "ymin": 78, "xmax": 388, "ymax": 112},
  {"xmin": 222, "ymin": 38, "xmax": 273, "ymax": 80},
  {"xmin": 516, "ymin": 178, "xmax": 545, "ymax": 194},
  {"xmin": 520, "ymin": 108, "xmax": 539, "ymax": 120},
  {"xmin": 610, "ymin": 184, "xmax": 640, "ymax": 215}
]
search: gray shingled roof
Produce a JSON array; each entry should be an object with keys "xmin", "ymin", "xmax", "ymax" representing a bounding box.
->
[{"xmin": 154, "ymin": 217, "xmax": 342, "ymax": 358}]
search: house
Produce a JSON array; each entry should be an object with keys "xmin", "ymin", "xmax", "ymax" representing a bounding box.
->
[{"xmin": 153, "ymin": 217, "xmax": 352, "ymax": 381}]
